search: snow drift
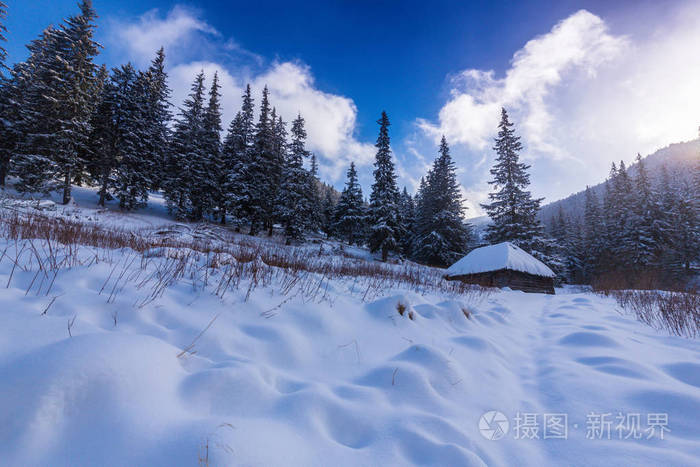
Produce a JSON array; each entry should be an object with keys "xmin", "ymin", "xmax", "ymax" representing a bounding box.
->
[{"xmin": 0, "ymin": 233, "xmax": 699, "ymax": 466}]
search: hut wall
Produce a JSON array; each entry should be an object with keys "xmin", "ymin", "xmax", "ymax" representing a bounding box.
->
[{"xmin": 447, "ymin": 269, "xmax": 555, "ymax": 294}]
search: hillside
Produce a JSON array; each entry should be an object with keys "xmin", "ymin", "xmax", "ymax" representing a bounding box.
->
[
  {"xmin": 539, "ymin": 139, "xmax": 700, "ymax": 223},
  {"xmin": 0, "ymin": 194, "xmax": 699, "ymax": 466}
]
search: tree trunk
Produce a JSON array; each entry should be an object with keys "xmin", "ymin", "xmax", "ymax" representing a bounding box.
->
[
  {"xmin": 382, "ymin": 245, "xmax": 388, "ymax": 262},
  {"xmin": 62, "ymin": 171, "xmax": 71, "ymax": 205},
  {"xmin": 0, "ymin": 162, "xmax": 7, "ymax": 187}
]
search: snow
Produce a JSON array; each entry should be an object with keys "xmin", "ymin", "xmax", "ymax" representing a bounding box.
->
[
  {"xmin": 446, "ymin": 241, "xmax": 556, "ymax": 278},
  {"xmin": 1, "ymin": 231, "xmax": 699, "ymax": 465}
]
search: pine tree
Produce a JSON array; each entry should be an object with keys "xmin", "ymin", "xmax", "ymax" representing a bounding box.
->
[
  {"xmin": 306, "ymin": 153, "xmax": 323, "ymax": 233},
  {"xmin": 224, "ymin": 84, "xmax": 255, "ymax": 228},
  {"xmin": 333, "ymin": 162, "xmax": 365, "ymax": 245},
  {"xmin": 199, "ymin": 71, "xmax": 223, "ymax": 220},
  {"xmin": 113, "ymin": 64, "xmax": 150, "ymax": 210},
  {"xmin": 12, "ymin": 26, "xmax": 65, "ymax": 193},
  {"xmin": 277, "ymin": 114, "xmax": 311, "ymax": 242},
  {"xmin": 140, "ymin": 47, "xmax": 171, "ymax": 191},
  {"xmin": 0, "ymin": 62, "xmax": 24, "ymax": 186},
  {"xmin": 674, "ymin": 175, "xmax": 699, "ymax": 274},
  {"xmin": 248, "ymin": 85, "xmax": 275, "ymax": 235},
  {"xmin": 164, "ymin": 71, "xmax": 206, "ymax": 220},
  {"xmin": 368, "ymin": 111, "xmax": 402, "ymax": 261},
  {"xmin": 411, "ymin": 136, "xmax": 471, "ymax": 266},
  {"xmin": 397, "ymin": 186, "xmax": 415, "ymax": 254},
  {"xmin": 321, "ymin": 187, "xmax": 336, "ymax": 237},
  {"xmin": 582, "ymin": 186, "xmax": 603, "ymax": 281},
  {"xmin": 625, "ymin": 154, "xmax": 656, "ymax": 270},
  {"xmin": 88, "ymin": 64, "xmax": 149, "ymax": 209},
  {"xmin": 481, "ymin": 108, "xmax": 544, "ymax": 251},
  {"xmin": 89, "ymin": 66, "xmax": 117, "ymax": 206},
  {"xmin": 53, "ymin": 0, "xmax": 101, "ymax": 203}
]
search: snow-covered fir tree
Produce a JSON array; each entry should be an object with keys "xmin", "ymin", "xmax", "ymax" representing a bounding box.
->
[
  {"xmin": 164, "ymin": 71, "xmax": 206, "ymax": 220},
  {"xmin": 248, "ymin": 86, "xmax": 276, "ymax": 235},
  {"xmin": 51, "ymin": 0, "xmax": 101, "ymax": 204},
  {"xmin": 200, "ymin": 71, "xmax": 223, "ymax": 221},
  {"xmin": 0, "ymin": 61, "xmax": 24, "ymax": 186},
  {"xmin": 306, "ymin": 153, "xmax": 324, "ymax": 232},
  {"xmin": 11, "ymin": 26, "xmax": 66, "ymax": 193},
  {"xmin": 277, "ymin": 114, "xmax": 311, "ymax": 242},
  {"xmin": 582, "ymin": 186, "xmax": 604, "ymax": 281},
  {"xmin": 625, "ymin": 154, "xmax": 656, "ymax": 270},
  {"xmin": 321, "ymin": 187, "xmax": 336, "ymax": 237},
  {"xmin": 481, "ymin": 108, "xmax": 544, "ymax": 252},
  {"xmin": 368, "ymin": 111, "xmax": 402, "ymax": 261},
  {"xmin": 411, "ymin": 136, "xmax": 471, "ymax": 267},
  {"xmin": 111, "ymin": 64, "xmax": 150, "ymax": 210},
  {"xmin": 333, "ymin": 162, "xmax": 365, "ymax": 245},
  {"xmin": 140, "ymin": 47, "xmax": 171, "ymax": 191},
  {"xmin": 397, "ymin": 187, "xmax": 416, "ymax": 254},
  {"xmin": 267, "ymin": 108, "xmax": 287, "ymax": 234},
  {"xmin": 224, "ymin": 84, "xmax": 255, "ymax": 228}
]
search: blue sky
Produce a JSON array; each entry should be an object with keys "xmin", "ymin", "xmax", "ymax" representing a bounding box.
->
[{"xmin": 5, "ymin": 1, "xmax": 700, "ymax": 216}]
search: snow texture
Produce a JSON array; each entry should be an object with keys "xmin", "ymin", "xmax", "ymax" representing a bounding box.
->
[
  {"xmin": 446, "ymin": 241, "xmax": 556, "ymax": 278},
  {"xmin": 0, "ymin": 194, "xmax": 698, "ymax": 466}
]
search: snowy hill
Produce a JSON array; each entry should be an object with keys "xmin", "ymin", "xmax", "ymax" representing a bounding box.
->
[
  {"xmin": 0, "ymin": 195, "xmax": 699, "ymax": 466},
  {"xmin": 539, "ymin": 139, "xmax": 700, "ymax": 223}
]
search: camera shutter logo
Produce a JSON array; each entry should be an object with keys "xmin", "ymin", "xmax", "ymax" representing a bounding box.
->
[{"xmin": 479, "ymin": 411, "xmax": 510, "ymax": 440}]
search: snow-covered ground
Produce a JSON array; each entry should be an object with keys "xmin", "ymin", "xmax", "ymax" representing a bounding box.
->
[{"xmin": 0, "ymin": 189, "xmax": 699, "ymax": 466}]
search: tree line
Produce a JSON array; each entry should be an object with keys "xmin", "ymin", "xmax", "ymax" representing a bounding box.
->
[
  {"xmin": 546, "ymin": 156, "xmax": 699, "ymax": 287},
  {"xmin": 0, "ymin": 1, "xmax": 696, "ymax": 283},
  {"xmin": 0, "ymin": 0, "xmax": 473, "ymax": 264}
]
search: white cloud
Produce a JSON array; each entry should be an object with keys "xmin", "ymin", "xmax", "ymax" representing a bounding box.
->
[
  {"xmin": 418, "ymin": 10, "xmax": 627, "ymax": 158},
  {"xmin": 107, "ymin": 6, "xmax": 373, "ymax": 183},
  {"xmin": 418, "ymin": 4, "xmax": 700, "ymax": 216},
  {"xmin": 109, "ymin": 6, "xmax": 219, "ymax": 67}
]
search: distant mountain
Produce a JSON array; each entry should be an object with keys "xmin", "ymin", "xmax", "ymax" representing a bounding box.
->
[{"xmin": 538, "ymin": 139, "xmax": 700, "ymax": 224}]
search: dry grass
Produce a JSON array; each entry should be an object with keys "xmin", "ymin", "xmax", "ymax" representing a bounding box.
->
[
  {"xmin": 604, "ymin": 289, "xmax": 699, "ymax": 338},
  {"xmin": 0, "ymin": 209, "xmax": 492, "ymax": 311}
]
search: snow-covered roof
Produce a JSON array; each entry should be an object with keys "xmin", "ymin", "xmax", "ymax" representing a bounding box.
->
[{"xmin": 446, "ymin": 242, "xmax": 555, "ymax": 278}]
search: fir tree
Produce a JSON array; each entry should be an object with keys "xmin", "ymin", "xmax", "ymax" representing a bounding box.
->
[
  {"xmin": 411, "ymin": 136, "xmax": 471, "ymax": 267},
  {"xmin": 113, "ymin": 64, "xmax": 150, "ymax": 210},
  {"xmin": 0, "ymin": 62, "xmax": 24, "ymax": 186},
  {"xmin": 12, "ymin": 26, "xmax": 65, "ymax": 193},
  {"xmin": 164, "ymin": 71, "xmax": 206, "ymax": 220},
  {"xmin": 582, "ymin": 186, "xmax": 603, "ymax": 281},
  {"xmin": 625, "ymin": 154, "xmax": 656, "ymax": 270},
  {"xmin": 199, "ymin": 71, "xmax": 222, "ymax": 220},
  {"xmin": 368, "ymin": 111, "xmax": 402, "ymax": 261},
  {"xmin": 248, "ymin": 85, "xmax": 275, "ymax": 235},
  {"xmin": 277, "ymin": 114, "xmax": 311, "ymax": 242},
  {"xmin": 224, "ymin": 84, "xmax": 255, "ymax": 227},
  {"xmin": 140, "ymin": 47, "xmax": 171, "ymax": 191},
  {"xmin": 333, "ymin": 162, "xmax": 365, "ymax": 245},
  {"xmin": 398, "ymin": 186, "xmax": 415, "ymax": 254},
  {"xmin": 321, "ymin": 187, "xmax": 336, "ymax": 237},
  {"xmin": 52, "ymin": 0, "xmax": 102, "ymax": 203},
  {"xmin": 306, "ymin": 153, "xmax": 323, "ymax": 232},
  {"xmin": 481, "ymin": 108, "xmax": 544, "ymax": 251}
]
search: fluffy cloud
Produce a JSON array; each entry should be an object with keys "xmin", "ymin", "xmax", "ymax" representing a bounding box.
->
[
  {"xmin": 107, "ymin": 6, "xmax": 373, "ymax": 182},
  {"xmin": 417, "ymin": 4, "xmax": 700, "ymax": 216},
  {"xmin": 418, "ymin": 10, "xmax": 627, "ymax": 158}
]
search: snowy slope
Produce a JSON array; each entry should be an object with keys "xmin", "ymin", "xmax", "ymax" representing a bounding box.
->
[
  {"xmin": 0, "ymin": 236, "xmax": 699, "ymax": 466},
  {"xmin": 446, "ymin": 242, "xmax": 556, "ymax": 278}
]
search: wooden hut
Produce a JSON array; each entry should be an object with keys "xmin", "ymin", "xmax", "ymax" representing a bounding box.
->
[{"xmin": 445, "ymin": 242, "xmax": 555, "ymax": 294}]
